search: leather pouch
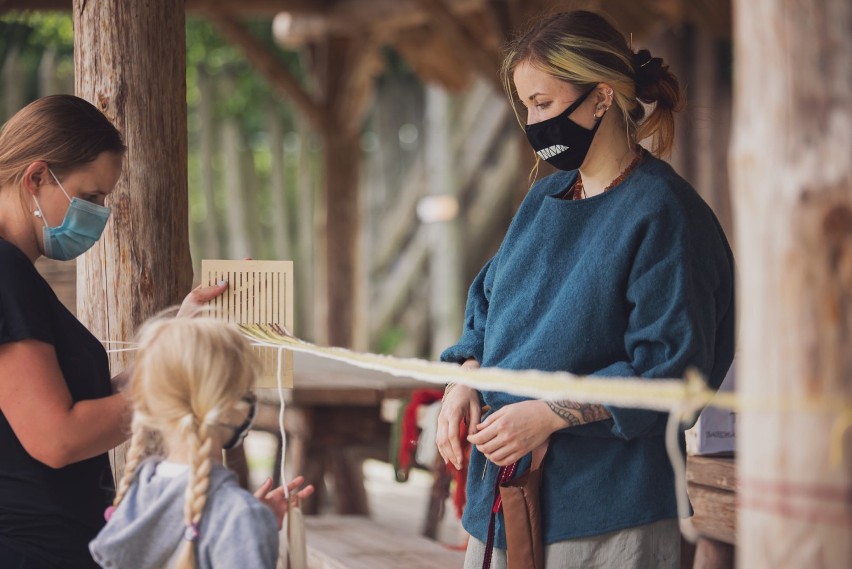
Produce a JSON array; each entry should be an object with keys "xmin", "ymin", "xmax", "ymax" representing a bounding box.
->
[{"xmin": 498, "ymin": 442, "xmax": 549, "ymax": 569}]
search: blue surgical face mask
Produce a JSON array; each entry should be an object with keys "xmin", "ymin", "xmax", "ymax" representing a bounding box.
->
[{"xmin": 32, "ymin": 169, "xmax": 111, "ymax": 261}]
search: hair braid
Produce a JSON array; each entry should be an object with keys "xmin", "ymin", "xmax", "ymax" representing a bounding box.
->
[
  {"xmin": 112, "ymin": 419, "xmax": 150, "ymax": 510},
  {"xmin": 125, "ymin": 317, "xmax": 260, "ymax": 569},
  {"xmin": 174, "ymin": 420, "xmax": 213, "ymax": 569}
]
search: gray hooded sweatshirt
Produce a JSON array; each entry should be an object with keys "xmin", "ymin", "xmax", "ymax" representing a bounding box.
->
[{"xmin": 89, "ymin": 459, "xmax": 278, "ymax": 569}]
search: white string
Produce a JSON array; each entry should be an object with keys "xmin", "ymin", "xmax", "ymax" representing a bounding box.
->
[
  {"xmin": 275, "ymin": 342, "xmax": 291, "ymax": 569},
  {"xmin": 106, "ymin": 347, "xmax": 138, "ymax": 354},
  {"xmin": 277, "ymin": 344, "xmax": 290, "ymax": 501},
  {"xmin": 666, "ymin": 402, "xmax": 699, "ymax": 542},
  {"xmin": 102, "ymin": 340, "xmax": 139, "ymax": 355}
]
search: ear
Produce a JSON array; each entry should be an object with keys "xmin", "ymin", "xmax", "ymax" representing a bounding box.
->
[
  {"xmin": 596, "ymin": 82, "xmax": 615, "ymax": 106},
  {"xmin": 21, "ymin": 161, "xmax": 52, "ymax": 196}
]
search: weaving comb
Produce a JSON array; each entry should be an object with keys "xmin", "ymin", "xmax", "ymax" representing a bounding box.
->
[{"xmin": 200, "ymin": 260, "xmax": 294, "ymax": 388}]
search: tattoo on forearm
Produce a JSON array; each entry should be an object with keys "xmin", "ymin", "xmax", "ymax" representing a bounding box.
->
[{"xmin": 546, "ymin": 401, "xmax": 611, "ymax": 427}]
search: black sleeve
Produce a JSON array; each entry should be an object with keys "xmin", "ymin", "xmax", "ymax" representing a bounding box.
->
[{"xmin": 0, "ymin": 243, "xmax": 55, "ymax": 346}]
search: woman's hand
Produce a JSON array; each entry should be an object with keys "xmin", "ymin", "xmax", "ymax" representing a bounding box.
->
[
  {"xmin": 436, "ymin": 359, "xmax": 481, "ymax": 471},
  {"xmin": 177, "ymin": 281, "xmax": 228, "ymax": 318},
  {"xmin": 253, "ymin": 475, "xmax": 315, "ymax": 529},
  {"xmin": 467, "ymin": 400, "xmax": 563, "ymax": 466}
]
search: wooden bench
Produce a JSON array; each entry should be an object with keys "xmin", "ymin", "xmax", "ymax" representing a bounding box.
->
[{"xmin": 305, "ymin": 515, "xmax": 466, "ymax": 569}]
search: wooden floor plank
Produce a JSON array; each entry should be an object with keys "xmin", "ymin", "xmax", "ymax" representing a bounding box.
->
[{"xmin": 305, "ymin": 515, "xmax": 465, "ymax": 569}]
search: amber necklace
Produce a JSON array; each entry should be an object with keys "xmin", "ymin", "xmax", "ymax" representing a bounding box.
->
[{"xmin": 572, "ymin": 148, "xmax": 644, "ymax": 200}]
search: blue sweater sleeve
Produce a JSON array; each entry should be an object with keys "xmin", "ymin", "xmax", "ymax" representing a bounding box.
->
[
  {"xmin": 588, "ymin": 206, "xmax": 731, "ymax": 440},
  {"xmin": 440, "ymin": 257, "xmax": 495, "ymax": 364}
]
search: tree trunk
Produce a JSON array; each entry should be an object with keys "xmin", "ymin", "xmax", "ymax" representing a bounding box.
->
[
  {"xmin": 731, "ymin": 0, "xmax": 852, "ymax": 566},
  {"xmin": 73, "ymin": 0, "xmax": 192, "ymax": 477}
]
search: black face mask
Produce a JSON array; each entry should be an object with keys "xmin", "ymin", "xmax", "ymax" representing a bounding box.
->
[{"xmin": 524, "ymin": 85, "xmax": 599, "ymax": 171}]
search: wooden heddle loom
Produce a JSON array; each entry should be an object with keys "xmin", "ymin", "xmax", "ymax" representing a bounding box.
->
[{"xmin": 200, "ymin": 259, "xmax": 303, "ymax": 569}]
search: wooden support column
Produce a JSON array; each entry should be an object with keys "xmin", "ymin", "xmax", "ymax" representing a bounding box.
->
[
  {"xmin": 320, "ymin": 117, "xmax": 361, "ymax": 348},
  {"xmin": 315, "ymin": 35, "xmax": 380, "ymax": 349},
  {"xmin": 73, "ymin": 0, "xmax": 192, "ymax": 473},
  {"xmin": 732, "ymin": 0, "xmax": 852, "ymax": 567}
]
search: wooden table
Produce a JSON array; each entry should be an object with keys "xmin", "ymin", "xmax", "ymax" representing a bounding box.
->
[
  {"xmin": 254, "ymin": 351, "xmax": 433, "ymax": 515},
  {"xmin": 686, "ymin": 455, "xmax": 736, "ymax": 569}
]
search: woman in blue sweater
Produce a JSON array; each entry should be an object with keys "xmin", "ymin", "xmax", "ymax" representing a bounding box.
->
[{"xmin": 437, "ymin": 11, "xmax": 735, "ymax": 569}]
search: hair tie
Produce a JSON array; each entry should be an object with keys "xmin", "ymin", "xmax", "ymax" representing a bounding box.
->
[
  {"xmin": 178, "ymin": 414, "xmax": 198, "ymax": 432},
  {"xmin": 184, "ymin": 522, "xmax": 200, "ymax": 542},
  {"xmin": 632, "ymin": 49, "xmax": 654, "ymax": 70},
  {"xmin": 632, "ymin": 49, "xmax": 664, "ymax": 92},
  {"xmin": 202, "ymin": 408, "xmax": 223, "ymax": 425}
]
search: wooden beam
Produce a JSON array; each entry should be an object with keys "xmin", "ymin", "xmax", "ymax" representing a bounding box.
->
[
  {"xmin": 413, "ymin": 0, "xmax": 501, "ymax": 90},
  {"xmin": 0, "ymin": 0, "xmax": 484, "ymax": 21},
  {"xmin": 332, "ymin": 37, "xmax": 384, "ymax": 134},
  {"xmin": 392, "ymin": 24, "xmax": 475, "ymax": 91},
  {"xmin": 326, "ymin": 0, "xmax": 485, "ymax": 32},
  {"xmin": 0, "ymin": 0, "xmax": 68, "ymax": 9},
  {"xmin": 204, "ymin": 6, "xmax": 325, "ymax": 131}
]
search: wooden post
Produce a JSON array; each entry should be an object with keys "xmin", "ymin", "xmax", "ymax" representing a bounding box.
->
[
  {"xmin": 320, "ymin": 116, "xmax": 361, "ymax": 348},
  {"xmin": 731, "ymin": 0, "xmax": 852, "ymax": 566},
  {"xmin": 315, "ymin": 35, "xmax": 380, "ymax": 348},
  {"xmin": 73, "ymin": 0, "xmax": 192, "ymax": 474}
]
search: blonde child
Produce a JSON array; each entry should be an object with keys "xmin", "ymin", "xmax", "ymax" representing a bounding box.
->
[{"xmin": 89, "ymin": 317, "xmax": 312, "ymax": 569}]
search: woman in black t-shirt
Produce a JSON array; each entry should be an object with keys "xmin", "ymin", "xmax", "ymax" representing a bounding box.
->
[{"xmin": 0, "ymin": 96, "xmax": 226, "ymax": 569}]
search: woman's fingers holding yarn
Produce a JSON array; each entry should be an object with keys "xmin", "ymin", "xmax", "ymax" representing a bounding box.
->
[
  {"xmin": 438, "ymin": 405, "xmax": 463, "ymax": 470},
  {"xmin": 436, "ymin": 384, "xmax": 478, "ymax": 470},
  {"xmin": 468, "ymin": 401, "xmax": 554, "ymax": 466}
]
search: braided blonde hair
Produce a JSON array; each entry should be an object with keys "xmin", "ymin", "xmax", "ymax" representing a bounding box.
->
[{"xmin": 112, "ymin": 317, "xmax": 259, "ymax": 569}]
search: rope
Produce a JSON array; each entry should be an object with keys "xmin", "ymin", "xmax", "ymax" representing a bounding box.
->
[{"xmin": 103, "ymin": 327, "xmax": 852, "ymax": 545}]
